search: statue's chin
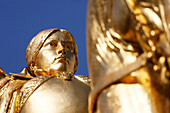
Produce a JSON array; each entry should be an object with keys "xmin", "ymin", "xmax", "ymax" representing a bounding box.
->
[{"xmin": 50, "ymin": 63, "xmax": 67, "ymax": 72}]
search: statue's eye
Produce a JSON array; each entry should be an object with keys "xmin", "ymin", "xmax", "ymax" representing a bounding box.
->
[
  {"xmin": 64, "ymin": 43, "xmax": 74, "ymax": 51},
  {"xmin": 50, "ymin": 43, "xmax": 54, "ymax": 46},
  {"xmin": 50, "ymin": 43, "xmax": 57, "ymax": 47}
]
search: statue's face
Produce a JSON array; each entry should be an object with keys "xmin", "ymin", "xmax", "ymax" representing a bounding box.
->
[{"xmin": 35, "ymin": 32, "xmax": 76, "ymax": 73}]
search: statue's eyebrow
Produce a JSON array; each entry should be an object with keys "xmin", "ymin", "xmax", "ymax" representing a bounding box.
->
[
  {"xmin": 62, "ymin": 40, "xmax": 73, "ymax": 43},
  {"xmin": 61, "ymin": 41, "xmax": 74, "ymax": 47},
  {"xmin": 43, "ymin": 39, "xmax": 74, "ymax": 47},
  {"xmin": 43, "ymin": 40, "xmax": 58, "ymax": 46}
]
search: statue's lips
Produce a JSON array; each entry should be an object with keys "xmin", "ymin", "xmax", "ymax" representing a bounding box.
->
[{"xmin": 54, "ymin": 57, "xmax": 68, "ymax": 64}]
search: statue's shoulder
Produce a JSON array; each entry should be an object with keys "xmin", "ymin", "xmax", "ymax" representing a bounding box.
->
[
  {"xmin": 17, "ymin": 75, "xmax": 54, "ymax": 112},
  {"xmin": 0, "ymin": 67, "xmax": 11, "ymax": 102},
  {"xmin": 0, "ymin": 68, "xmax": 54, "ymax": 113},
  {"xmin": 0, "ymin": 68, "xmax": 30, "ymax": 113},
  {"xmin": 0, "ymin": 67, "xmax": 9, "ymax": 79}
]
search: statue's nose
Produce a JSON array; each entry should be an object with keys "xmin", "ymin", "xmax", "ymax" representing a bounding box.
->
[{"xmin": 57, "ymin": 43, "xmax": 66, "ymax": 55}]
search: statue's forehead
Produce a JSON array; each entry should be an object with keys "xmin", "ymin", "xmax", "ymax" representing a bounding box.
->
[{"xmin": 46, "ymin": 31, "xmax": 74, "ymax": 42}]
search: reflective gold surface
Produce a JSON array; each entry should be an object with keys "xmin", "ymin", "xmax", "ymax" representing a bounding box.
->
[
  {"xmin": 26, "ymin": 28, "xmax": 78, "ymax": 75},
  {"xmin": 20, "ymin": 76, "xmax": 90, "ymax": 113},
  {"xmin": 0, "ymin": 28, "xmax": 90, "ymax": 113},
  {"xmin": 35, "ymin": 32, "xmax": 76, "ymax": 73},
  {"xmin": 87, "ymin": 0, "xmax": 170, "ymax": 113}
]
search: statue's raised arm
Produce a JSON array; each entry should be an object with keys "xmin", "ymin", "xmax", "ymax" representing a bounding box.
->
[{"xmin": 87, "ymin": 0, "xmax": 170, "ymax": 113}]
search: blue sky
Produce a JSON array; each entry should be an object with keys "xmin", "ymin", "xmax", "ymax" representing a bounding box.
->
[{"xmin": 0, "ymin": 0, "xmax": 89, "ymax": 76}]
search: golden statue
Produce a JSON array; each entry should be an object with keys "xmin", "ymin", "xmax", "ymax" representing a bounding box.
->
[
  {"xmin": 87, "ymin": 0, "xmax": 170, "ymax": 113},
  {"xmin": 0, "ymin": 28, "xmax": 90, "ymax": 113}
]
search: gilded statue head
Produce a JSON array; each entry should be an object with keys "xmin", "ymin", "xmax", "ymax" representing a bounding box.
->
[{"xmin": 26, "ymin": 28, "xmax": 78, "ymax": 76}]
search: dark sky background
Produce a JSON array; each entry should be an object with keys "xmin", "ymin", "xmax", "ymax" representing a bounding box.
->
[{"xmin": 0, "ymin": 0, "xmax": 89, "ymax": 76}]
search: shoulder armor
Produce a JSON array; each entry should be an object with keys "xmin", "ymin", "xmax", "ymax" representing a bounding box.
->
[
  {"xmin": 17, "ymin": 75, "xmax": 54, "ymax": 112},
  {"xmin": 0, "ymin": 68, "xmax": 33, "ymax": 113}
]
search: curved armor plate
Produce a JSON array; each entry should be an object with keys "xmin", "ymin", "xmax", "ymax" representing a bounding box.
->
[{"xmin": 20, "ymin": 76, "xmax": 90, "ymax": 113}]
